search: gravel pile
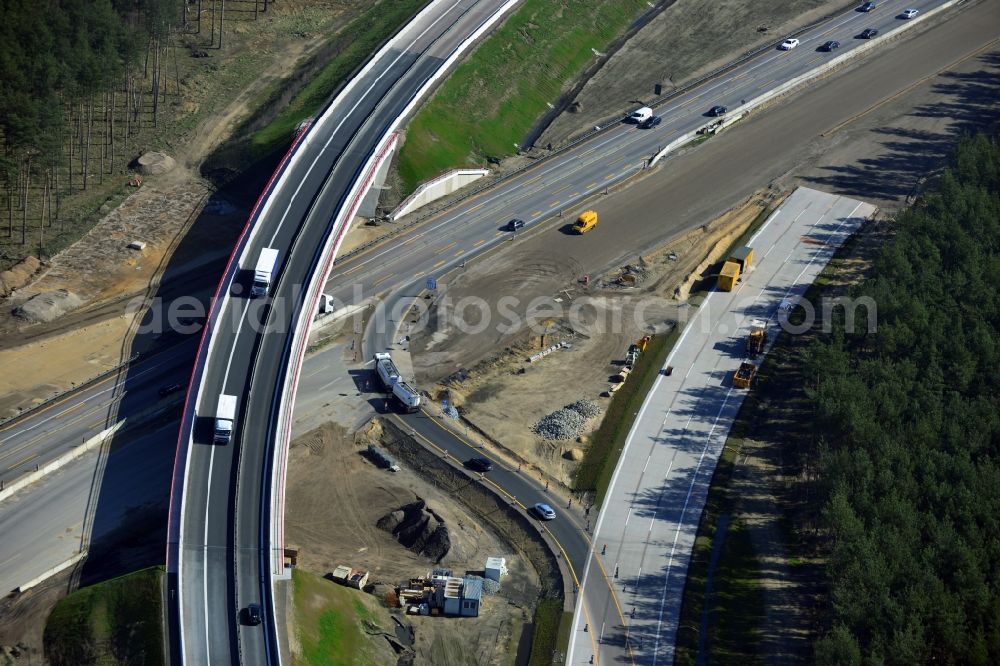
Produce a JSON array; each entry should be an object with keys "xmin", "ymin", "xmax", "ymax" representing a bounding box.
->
[
  {"xmin": 533, "ymin": 409, "xmax": 587, "ymax": 440},
  {"xmin": 566, "ymin": 399, "xmax": 601, "ymax": 419}
]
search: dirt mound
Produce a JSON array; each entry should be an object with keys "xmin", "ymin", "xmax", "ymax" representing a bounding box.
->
[
  {"xmin": 0, "ymin": 256, "xmax": 41, "ymax": 298},
  {"xmin": 12, "ymin": 289, "xmax": 82, "ymax": 323},
  {"xmin": 136, "ymin": 151, "xmax": 176, "ymax": 175},
  {"xmin": 376, "ymin": 499, "xmax": 450, "ymax": 563}
]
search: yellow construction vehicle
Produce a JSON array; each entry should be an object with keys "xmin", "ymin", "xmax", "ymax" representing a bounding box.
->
[
  {"xmin": 733, "ymin": 362, "xmax": 756, "ymax": 389},
  {"xmin": 716, "ymin": 245, "xmax": 754, "ymax": 291},
  {"xmin": 635, "ymin": 335, "xmax": 652, "ymax": 352},
  {"xmin": 746, "ymin": 319, "xmax": 767, "ymax": 355}
]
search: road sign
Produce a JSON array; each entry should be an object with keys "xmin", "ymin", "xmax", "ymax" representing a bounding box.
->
[{"xmin": 426, "ymin": 277, "xmax": 437, "ymax": 291}]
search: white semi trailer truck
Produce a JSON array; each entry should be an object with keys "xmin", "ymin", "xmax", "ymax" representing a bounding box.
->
[
  {"xmin": 214, "ymin": 394, "xmax": 237, "ymax": 444},
  {"xmin": 251, "ymin": 248, "xmax": 279, "ymax": 298}
]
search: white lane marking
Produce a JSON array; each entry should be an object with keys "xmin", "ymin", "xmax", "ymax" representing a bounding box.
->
[
  {"xmin": 203, "ymin": 444, "xmax": 217, "ymax": 658},
  {"xmin": 266, "ymin": 0, "xmax": 467, "ymax": 249}
]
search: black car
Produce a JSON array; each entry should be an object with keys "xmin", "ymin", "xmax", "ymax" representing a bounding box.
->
[
  {"xmin": 506, "ymin": 218, "xmax": 525, "ymax": 232},
  {"xmin": 465, "ymin": 457, "xmax": 493, "ymax": 473},
  {"xmin": 708, "ymin": 105, "xmax": 728, "ymax": 117},
  {"xmin": 860, "ymin": 28, "xmax": 879, "ymax": 39},
  {"xmin": 639, "ymin": 115, "xmax": 662, "ymax": 129},
  {"xmin": 243, "ymin": 603, "xmax": 263, "ymax": 626},
  {"xmin": 859, "ymin": 1, "xmax": 876, "ymax": 11},
  {"xmin": 159, "ymin": 383, "xmax": 184, "ymax": 397},
  {"xmin": 820, "ymin": 40, "xmax": 840, "ymax": 51}
]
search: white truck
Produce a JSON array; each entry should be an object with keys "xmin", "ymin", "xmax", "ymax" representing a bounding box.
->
[
  {"xmin": 627, "ymin": 106, "xmax": 653, "ymax": 124},
  {"xmin": 374, "ymin": 352, "xmax": 401, "ymax": 388},
  {"xmin": 373, "ymin": 353, "xmax": 421, "ymax": 412},
  {"xmin": 251, "ymin": 248, "xmax": 279, "ymax": 298},
  {"xmin": 391, "ymin": 380, "xmax": 422, "ymax": 413},
  {"xmin": 214, "ymin": 394, "xmax": 237, "ymax": 444}
]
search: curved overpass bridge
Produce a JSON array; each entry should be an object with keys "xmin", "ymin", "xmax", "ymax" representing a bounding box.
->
[
  {"xmin": 165, "ymin": 0, "xmax": 960, "ymax": 662},
  {"xmin": 167, "ymin": 1, "xmax": 521, "ymax": 662}
]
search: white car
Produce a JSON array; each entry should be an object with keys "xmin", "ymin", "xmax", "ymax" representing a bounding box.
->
[
  {"xmin": 779, "ymin": 38, "xmax": 800, "ymax": 51},
  {"xmin": 901, "ymin": 8, "xmax": 919, "ymax": 18}
]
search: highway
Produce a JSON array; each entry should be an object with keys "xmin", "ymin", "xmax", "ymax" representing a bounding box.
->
[
  {"xmin": 173, "ymin": 1, "xmax": 521, "ymax": 663},
  {"xmin": 320, "ymin": 0, "xmax": 949, "ymax": 311},
  {"xmin": 0, "ymin": 341, "xmax": 195, "ymax": 486},
  {"xmin": 0, "ymin": 0, "xmax": 984, "ymax": 659}
]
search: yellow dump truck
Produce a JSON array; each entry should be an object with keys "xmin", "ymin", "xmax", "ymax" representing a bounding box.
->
[
  {"xmin": 573, "ymin": 210, "xmax": 598, "ymax": 234},
  {"xmin": 733, "ymin": 362, "xmax": 757, "ymax": 388},
  {"xmin": 716, "ymin": 245, "xmax": 754, "ymax": 291},
  {"xmin": 746, "ymin": 319, "xmax": 767, "ymax": 355}
]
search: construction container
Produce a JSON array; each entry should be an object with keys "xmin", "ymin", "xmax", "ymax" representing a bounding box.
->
[
  {"xmin": 728, "ymin": 245, "xmax": 754, "ymax": 271},
  {"xmin": 717, "ymin": 260, "xmax": 741, "ymax": 291},
  {"xmin": 733, "ymin": 362, "xmax": 757, "ymax": 388},
  {"xmin": 485, "ymin": 557, "xmax": 508, "ymax": 583}
]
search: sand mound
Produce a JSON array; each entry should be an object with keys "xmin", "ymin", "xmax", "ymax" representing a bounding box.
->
[
  {"xmin": 0, "ymin": 256, "xmax": 41, "ymax": 298},
  {"xmin": 12, "ymin": 290, "xmax": 82, "ymax": 323},
  {"xmin": 136, "ymin": 151, "xmax": 176, "ymax": 176},
  {"xmin": 376, "ymin": 499, "xmax": 451, "ymax": 563}
]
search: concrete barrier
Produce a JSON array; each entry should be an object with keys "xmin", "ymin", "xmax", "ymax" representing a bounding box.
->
[
  {"xmin": 0, "ymin": 421, "xmax": 123, "ymax": 504},
  {"xmin": 15, "ymin": 552, "xmax": 87, "ymax": 594},
  {"xmin": 391, "ymin": 169, "xmax": 490, "ymax": 220}
]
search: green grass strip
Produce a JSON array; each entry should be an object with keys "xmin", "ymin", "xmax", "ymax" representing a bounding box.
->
[
  {"xmin": 251, "ymin": 0, "xmax": 427, "ymax": 158},
  {"xmin": 44, "ymin": 566, "xmax": 165, "ymax": 666},
  {"xmin": 527, "ymin": 598, "xmax": 570, "ymax": 666},
  {"xmin": 574, "ymin": 327, "xmax": 680, "ymax": 503},
  {"xmin": 397, "ymin": 0, "xmax": 650, "ymax": 193}
]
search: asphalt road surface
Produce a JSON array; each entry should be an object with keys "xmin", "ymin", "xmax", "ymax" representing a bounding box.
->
[
  {"xmin": 568, "ymin": 188, "xmax": 877, "ymax": 666},
  {"xmin": 321, "ymin": 0, "xmax": 950, "ymax": 313},
  {"xmin": 0, "ymin": 0, "xmax": 991, "ymax": 656},
  {"xmin": 0, "ymin": 341, "xmax": 195, "ymax": 486},
  {"xmin": 174, "ymin": 2, "xmax": 519, "ymax": 664}
]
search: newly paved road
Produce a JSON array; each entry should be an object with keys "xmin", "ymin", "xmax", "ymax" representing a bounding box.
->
[
  {"xmin": 175, "ymin": 1, "xmax": 519, "ymax": 664},
  {"xmin": 0, "ymin": 0, "xmax": 985, "ymax": 655},
  {"xmin": 567, "ymin": 188, "xmax": 876, "ymax": 665},
  {"xmin": 0, "ymin": 341, "xmax": 195, "ymax": 486},
  {"xmin": 321, "ymin": 0, "xmax": 949, "ymax": 311}
]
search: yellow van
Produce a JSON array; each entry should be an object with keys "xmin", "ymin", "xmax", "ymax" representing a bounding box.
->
[{"xmin": 573, "ymin": 210, "xmax": 598, "ymax": 234}]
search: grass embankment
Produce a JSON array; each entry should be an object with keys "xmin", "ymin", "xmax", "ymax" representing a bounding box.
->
[
  {"xmin": 292, "ymin": 568, "xmax": 394, "ymax": 666},
  {"xmin": 574, "ymin": 328, "xmax": 679, "ymax": 502},
  {"xmin": 43, "ymin": 566, "xmax": 164, "ymax": 666},
  {"xmin": 397, "ymin": 0, "xmax": 651, "ymax": 193},
  {"xmin": 250, "ymin": 0, "xmax": 427, "ymax": 158},
  {"xmin": 527, "ymin": 599, "xmax": 572, "ymax": 666}
]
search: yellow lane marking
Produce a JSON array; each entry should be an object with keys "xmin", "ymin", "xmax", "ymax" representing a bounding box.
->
[
  {"xmin": 472, "ymin": 239, "xmax": 486, "ymax": 247},
  {"xmin": 372, "ymin": 273, "xmax": 394, "ymax": 288},
  {"xmin": 55, "ymin": 402, "xmax": 85, "ymax": 418},
  {"xmin": 453, "ymin": 249, "xmax": 465, "ymax": 257},
  {"xmin": 433, "ymin": 259, "xmax": 446, "ymax": 269},
  {"xmin": 434, "ymin": 241, "xmax": 457, "ymax": 254},
  {"xmin": 7, "ymin": 453, "xmax": 38, "ymax": 471}
]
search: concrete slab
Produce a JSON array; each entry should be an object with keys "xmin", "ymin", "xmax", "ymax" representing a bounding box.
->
[{"xmin": 569, "ymin": 187, "xmax": 876, "ymax": 665}]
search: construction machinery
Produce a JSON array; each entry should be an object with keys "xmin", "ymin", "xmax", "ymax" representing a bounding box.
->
[
  {"xmin": 746, "ymin": 319, "xmax": 767, "ymax": 355},
  {"xmin": 733, "ymin": 362, "xmax": 757, "ymax": 389}
]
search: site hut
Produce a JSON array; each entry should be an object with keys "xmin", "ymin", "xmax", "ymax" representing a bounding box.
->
[
  {"xmin": 460, "ymin": 576, "xmax": 483, "ymax": 617},
  {"xmin": 484, "ymin": 557, "xmax": 508, "ymax": 584},
  {"xmin": 443, "ymin": 577, "xmax": 464, "ymax": 615},
  {"xmin": 728, "ymin": 245, "xmax": 754, "ymax": 272}
]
